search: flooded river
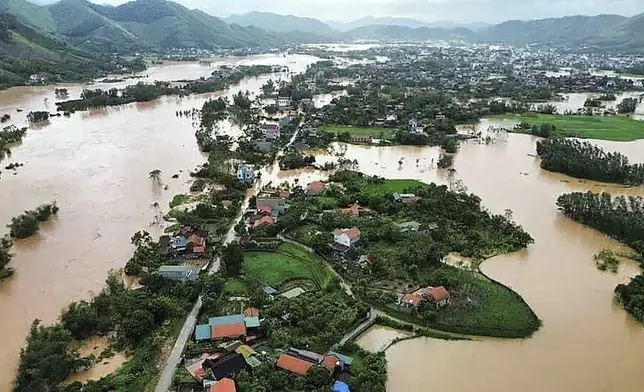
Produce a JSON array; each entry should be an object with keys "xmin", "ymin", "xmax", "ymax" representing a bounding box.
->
[
  {"xmin": 2, "ymin": 53, "xmax": 644, "ymax": 392},
  {"xmin": 0, "ymin": 54, "xmax": 318, "ymax": 389},
  {"xmin": 343, "ymin": 133, "xmax": 644, "ymax": 392}
]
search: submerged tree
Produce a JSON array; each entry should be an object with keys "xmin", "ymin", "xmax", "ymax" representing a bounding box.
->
[{"xmin": 149, "ymin": 169, "xmax": 162, "ymax": 187}]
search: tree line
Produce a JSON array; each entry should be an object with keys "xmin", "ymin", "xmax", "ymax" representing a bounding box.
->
[
  {"xmin": 56, "ymin": 65, "xmax": 274, "ymax": 112},
  {"xmin": 556, "ymin": 191, "xmax": 644, "ymax": 322},
  {"xmin": 536, "ymin": 138, "xmax": 644, "ymax": 185}
]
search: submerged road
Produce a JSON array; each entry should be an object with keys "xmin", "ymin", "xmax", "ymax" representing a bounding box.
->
[{"xmin": 154, "ymin": 130, "xmax": 300, "ymax": 392}]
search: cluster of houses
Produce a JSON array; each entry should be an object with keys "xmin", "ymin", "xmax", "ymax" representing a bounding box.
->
[
  {"xmin": 187, "ymin": 306, "xmax": 353, "ymax": 392},
  {"xmin": 276, "ymin": 347, "xmax": 353, "ymax": 391},
  {"xmin": 167, "ymin": 226, "xmax": 207, "ymax": 257},
  {"xmin": 400, "ymin": 285, "xmax": 451, "ymax": 310},
  {"xmin": 155, "ymin": 226, "xmax": 208, "ymax": 282}
]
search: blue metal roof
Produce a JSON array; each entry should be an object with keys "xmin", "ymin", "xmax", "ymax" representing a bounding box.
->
[
  {"xmin": 332, "ymin": 381, "xmax": 350, "ymax": 392},
  {"xmin": 208, "ymin": 314, "xmax": 244, "ymax": 326},
  {"xmin": 195, "ymin": 324, "xmax": 211, "ymax": 341},
  {"xmin": 263, "ymin": 286, "xmax": 277, "ymax": 295}
]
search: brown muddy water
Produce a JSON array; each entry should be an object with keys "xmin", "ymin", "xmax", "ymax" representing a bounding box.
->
[
  {"xmin": 0, "ymin": 54, "xmax": 318, "ymax": 389},
  {"xmin": 338, "ymin": 133, "xmax": 644, "ymax": 392},
  {"xmin": 2, "ymin": 54, "xmax": 644, "ymax": 391}
]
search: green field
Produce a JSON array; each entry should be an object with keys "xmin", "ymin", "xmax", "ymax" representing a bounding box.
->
[
  {"xmin": 321, "ymin": 124, "xmax": 394, "ymax": 138},
  {"xmin": 223, "ymin": 278, "xmax": 249, "ymax": 295},
  {"xmin": 360, "ymin": 179, "xmax": 427, "ymax": 196},
  {"xmin": 243, "ymin": 244, "xmax": 332, "ymax": 289},
  {"xmin": 496, "ymin": 113, "xmax": 644, "ymax": 141}
]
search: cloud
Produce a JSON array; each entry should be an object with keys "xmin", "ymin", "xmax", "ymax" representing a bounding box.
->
[{"xmin": 92, "ymin": 0, "xmax": 643, "ymax": 23}]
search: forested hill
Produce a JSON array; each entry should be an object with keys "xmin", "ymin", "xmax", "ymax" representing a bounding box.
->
[
  {"xmin": 225, "ymin": 11, "xmax": 339, "ymax": 37},
  {"xmin": 480, "ymin": 13, "xmax": 644, "ymax": 51},
  {"xmin": 0, "ymin": 11, "xmax": 140, "ymax": 89},
  {"xmin": 0, "ymin": 0, "xmax": 309, "ymax": 53}
]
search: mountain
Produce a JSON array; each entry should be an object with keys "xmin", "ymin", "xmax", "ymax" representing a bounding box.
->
[
  {"xmin": 2, "ymin": 0, "xmax": 306, "ymax": 53},
  {"xmin": 346, "ymin": 24, "xmax": 475, "ymax": 41},
  {"xmin": 225, "ymin": 11, "xmax": 338, "ymax": 37},
  {"xmin": 481, "ymin": 13, "xmax": 644, "ymax": 51},
  {"xmin": 330, "ymin": 16, "xmax": 431, "ymax": 31},
  {"xmin": 0, "ymin": 10, "xmax": 115, "ymax": 89}
]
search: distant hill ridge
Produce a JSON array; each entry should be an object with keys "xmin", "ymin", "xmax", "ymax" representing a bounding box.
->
[{"xmin": 1, "ymin": 1, "xmax": 644, "ymax": 52}]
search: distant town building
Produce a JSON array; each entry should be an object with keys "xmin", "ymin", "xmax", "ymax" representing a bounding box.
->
[
  {"xmin": 261, "ymin": 123, "xmax": 281, "ymax": 140},
  {"xmin": 237, "ymin": 164, "xmax": 255, "ymax": 183},
  {"xmin": 277, "ymin": 96, "xmax": 291, "ymax": 108}
]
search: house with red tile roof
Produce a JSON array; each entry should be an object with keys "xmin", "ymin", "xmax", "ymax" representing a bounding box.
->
[
  {"xmin": 211, "ymin": 323, "xmax": 246, "ymax": 340},
  {"xmin": 427, "ymin": 286, "xmax": 451, "ymax": 307},
  {"xmin": 254, "ymin": 216, "xmax": 275, "ymax": 229},
  {"xmin": 208, "ymin": 378, "xmax": 236, "ymax": 392},
  {"xmin": 257, "ymin": 205, "xmax": 273, "ymax": 216},
  {"xmin": 400, "ymin": 293, "xmax": 422, "ymax": 310},
  {"xmin": 276, "ymin": 353, "xmax": 314, "ymax": 376},
  {"xmin": 333, "ymin": 227, "xmax": 361, "ymax": 248}
]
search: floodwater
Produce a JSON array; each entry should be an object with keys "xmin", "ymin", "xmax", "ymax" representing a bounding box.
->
[
  {"xmin": 536, "ymin": 92, "xmax": 644, "ymax": 119},
  {"xmin": 343, "ymin": 131, "xmax": 644, "ymax": 392},
  {"xmin": 0, "ymin": 54, "xmax": 319, "ymax": 389},
  {"xmin": 67, "ymin": 336, "xmax": 127, "ymax": 384},
  {"xmin": 355, "ymin": 325, "xmax": 412, "ymax": 353},
  {"xmin": 3, "ymin": 53, "xmax": 644, "ymax": 392}
]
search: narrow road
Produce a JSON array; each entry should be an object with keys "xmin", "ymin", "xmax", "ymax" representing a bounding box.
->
[{"xmin": 155, "ymin": 129, "xmax": 301, "ymax": 392}]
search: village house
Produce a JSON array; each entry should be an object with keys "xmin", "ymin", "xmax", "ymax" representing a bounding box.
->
[
  {"xmin": 277, "ymin": 348, "xmax": 354, "ymax": 377},
  {"xmin": 254, "ymin": 215, "xmax": 275, "ymax": 229},
  {"xmin": 236, "ymin": 164, "xmax": 255, "ymax": 183},
  {"xmin": 399, "ymin": 286, "xmax": 451, "ymax": 311},
  {"xmin": 277, "ymin": 96, "xmax": 291, "ymax": 109},
  {"xmin": 333, "ymin": 227, "xmax": 361, "ymax": 248},
  {"xmin": 255, "ymin": 197, "xmax": 286, "ymax": 215},
  {"xmin": 393, "ymin": 193, "xmax": 421, "ymax": 204},
  {"xmin": 306, "ymin": 181, "xmax": 326, "ymax": 196},
  {"xmin": 195, "ymin": 313, "xmax": 263, "ymax": 343},
  {"xmin": 157, "ymin": 265, "xmax": 198, "ymax": 282},
  {"xmin": 341, "ymin": 203, "xmax": 372, "ymax": 217},
  {"xmin": 190, "ymin": 179, "xmax": 206, "ymax": 192},
  {"xmin": 350, "ymin": 134, "xmax": 372, "ymax": 144},
  {"xmin": 261, "ymin": 123, "xmax": 281, "ymax": 140}
]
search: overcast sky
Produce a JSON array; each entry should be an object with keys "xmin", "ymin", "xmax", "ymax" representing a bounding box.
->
[{"xmin": 92, "ymin": 0, "xmax": 642, "ymax": 23}]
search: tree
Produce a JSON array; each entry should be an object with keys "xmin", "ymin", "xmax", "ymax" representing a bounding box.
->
[
  {"xmin": 119, "ymin": 309, "xmax": 155, "ymax": 347},
  {"xmin": 617, "ymin": 97, "xmax": 638, "ymax": 114},
  {"xmin": 222, "ymin": 243, "xmax": 244, "ymax": 276},
  {"xmin": 14, "ymin": 320, "xmax": 85, "ymax": 391},
  {"xmin": 61, "ymin": 301, "xmax": 99, "ymax": 340},
  {"xmin": 9, "ymin": 213, "xmax": 39, "ymax": 239},
  {"xmin": 149, "ymin": 169, "xmax": 162, "ymax": 186}
]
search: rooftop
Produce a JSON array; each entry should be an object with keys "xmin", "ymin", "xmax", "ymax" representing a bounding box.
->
[
  {"xmin": 276, "ymin": 353, "xmax": 314, "ymax": 376},
  {"xmin": 209, "ymin": 314, "xmax": 245, "ymax": 326},
  {"xmin": 211, "ymin": 323, "xmax": 246, "ymax": 339}
]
